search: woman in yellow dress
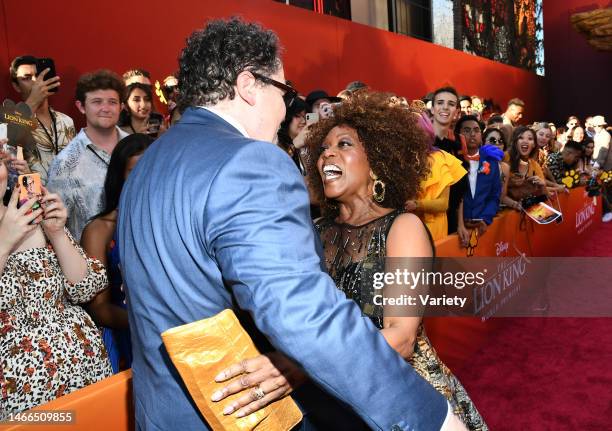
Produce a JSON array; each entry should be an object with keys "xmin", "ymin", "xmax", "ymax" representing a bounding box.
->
[{"xmin": 406, "ymin": 138, "xmax": 467, "ymax": 241}]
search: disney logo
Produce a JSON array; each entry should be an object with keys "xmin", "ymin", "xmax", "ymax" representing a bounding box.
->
[{"xmin": 495, "ymin": 241, "xmax": 509, "ymax": 256}]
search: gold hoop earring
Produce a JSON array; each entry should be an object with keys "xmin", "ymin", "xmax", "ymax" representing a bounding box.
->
[{"xmin": 373, "ymin": 178, "xmax": 386, "ymax": 203}]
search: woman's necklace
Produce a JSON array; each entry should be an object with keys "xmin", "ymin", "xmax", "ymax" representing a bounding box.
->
[{"xmin": 518, "ymin": 159, "xmax": 529, "ymax": 177}]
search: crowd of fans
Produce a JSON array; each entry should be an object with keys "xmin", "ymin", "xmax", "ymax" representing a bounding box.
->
[{"xmin": 1, "ymin": 50, "xmax": 611, "ymax": 419}]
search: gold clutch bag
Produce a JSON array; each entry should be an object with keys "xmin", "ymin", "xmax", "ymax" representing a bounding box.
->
[{"xmin": 161, "ymin": 309, "xmax": 303, "ymax": 431}]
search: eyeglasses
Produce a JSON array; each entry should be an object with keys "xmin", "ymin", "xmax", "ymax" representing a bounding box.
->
[
  {"xmin": 487, "ymin": 137, "xmax": 504, "ymax": 144},
  {"xmin": 251, "ymin": 71, "xmax": 298, "ymax": 108}
]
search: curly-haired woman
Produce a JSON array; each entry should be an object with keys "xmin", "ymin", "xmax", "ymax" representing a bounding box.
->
[{"xmin": 217, "ymin": 92, "xmax": 487, "ymax": 430}]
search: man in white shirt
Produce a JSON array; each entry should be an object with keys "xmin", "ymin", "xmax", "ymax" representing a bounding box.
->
[{"xmin": 47, "ymin": 70, "xmax": 127, "ymax": 241}]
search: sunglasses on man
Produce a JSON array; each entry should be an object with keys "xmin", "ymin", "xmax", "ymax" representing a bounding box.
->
[
  {"xmin": 487, "ymin": 137, "xmax": 504, "ymax": 144},
  {"xmin": 251, "ymin": 71, "xmax": 298, "ymax": 108}
]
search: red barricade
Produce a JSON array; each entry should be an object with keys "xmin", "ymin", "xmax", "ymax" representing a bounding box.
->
[{"xmin": 1, "ymin": 189, "xmax": 601, "ymax": 430}]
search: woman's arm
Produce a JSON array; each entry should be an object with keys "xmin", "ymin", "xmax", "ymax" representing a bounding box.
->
[
  {"xmin": 456, "ymin": 200, "xmax": 470, "ymax": 248},
  {"xmin": 543, "ymin": 165, "xmax": 565, "ymax": 191},
  {"xmin": 381, "ymin": 213, "xmax": 432, "ymax": 359},
  {"xmin": 48, "ymin": 230, "xmax": 88, "ymax": 284},
  {"xmin": 500, "ymin": 163, "xmax": 521, "ymax": 210},
  {"xmin": 416, "ymin": 186, "xmax": 451, "ymax": 214},
  {"xmin": 81, "ymin": 221, "xmax": 129, "ymax": 329},
  {"xmin": 41, "ymin": 189, "xmax": 87, "ymax": 283},
  {"xmin": 86, "ymin": 288, "xmax": 129, "ymax": 329}
]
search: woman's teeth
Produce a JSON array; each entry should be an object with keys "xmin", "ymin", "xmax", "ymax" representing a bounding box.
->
[{"xmin": 323, "ymin": 164, "xmax": 342, "ymax": 179}]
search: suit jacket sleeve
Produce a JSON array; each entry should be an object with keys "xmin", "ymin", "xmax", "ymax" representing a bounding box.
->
[{"xmin": 204, "ymin": 141, "xmax": 447, "ymax": 431}]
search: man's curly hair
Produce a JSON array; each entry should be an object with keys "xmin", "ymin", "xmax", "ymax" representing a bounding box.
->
[
  {"xmin": 178, "ymin": 17, "xmax": 281, "ymax": 108},
  {"xmin": 305, "ymin": 92, "xmax": 431, "ymax": 216}
]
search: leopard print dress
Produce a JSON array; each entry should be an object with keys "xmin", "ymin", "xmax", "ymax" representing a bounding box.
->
[{"xmin": 0, "ymin": 229, "xmax": 112, "ymax": 418}]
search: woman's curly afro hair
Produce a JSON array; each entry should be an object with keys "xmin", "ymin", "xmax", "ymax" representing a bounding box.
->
[{"xmin": 305, "ymin": 91, "xmax": 431, "ymax": 217}]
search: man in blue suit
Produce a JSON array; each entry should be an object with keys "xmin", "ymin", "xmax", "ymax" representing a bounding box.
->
[
  {"xmin": 118, "ymin": 18, "xmax": 466, "ymax": 431},
  {"xmin": 455, "ymin": 115, "xmax": 503, "ymax": 247}
]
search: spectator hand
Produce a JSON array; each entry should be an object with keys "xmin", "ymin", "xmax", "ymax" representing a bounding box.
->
[
  {"xmin": 0, "ymin": 186, "xmax": 42, "ymax": 255},
  {"xmin": 529, "ymin": 176, "xmax": 544, "ymax": 187},
  {"xmin": 292, "ymin": 124, "xmax": 310, "ymax": 149},
  {"xmin": 211, "ymin": 352, "xmax": 307, "ymax": 418},
  {"xmin": 40, "ymin": 186, "xmax": 67, "ymax": 239},
  {"xmin": 477, "ymin": 220, "xmax": 488, "ymax": 236},
  {"xmin": 319, "ymin": 102, "xmax": 334, "ymax": 119},
  {"xmin": 457, "ymin": 224, "xmax": 470, "ymax": 248},
  {"xmin": 25, "ymin": 68, "xmax": 61, "ymax": 111},
  {"xmin": 8, "ymin": 157, "xmax": 30, "ymax": 175},
  {"xmin": 404, "ymin": 200, "xmax": 418, "ymax": 212}
]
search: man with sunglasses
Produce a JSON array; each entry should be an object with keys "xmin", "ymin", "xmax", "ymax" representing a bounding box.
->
[{"xmin": 118, "ymin": 17, "xmax": 463, "ymax": 431}]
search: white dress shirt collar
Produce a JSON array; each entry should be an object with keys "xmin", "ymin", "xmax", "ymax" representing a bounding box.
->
[{"xmin": 201, "ymin": 106, "xmax": 250, "ymax": 138}]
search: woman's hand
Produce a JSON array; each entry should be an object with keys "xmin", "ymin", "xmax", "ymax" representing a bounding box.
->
[
  {"xmin": 292, "ymin": 124, "xmax": 311, "ymax": 149},
  {"xmin": 0, "ymin": 140, "xmax": 30, "ymax": 174},
  {"xmin": 40, "ymin": 186, "xmax": 67, "ymax": 239},
  {"xmin": 404, "ymin": 200, "xmax": 418, "ymax": 212},
  {"xmin": 9, "ymin": 158, "xmax": 30, "ymax": 175},
  {"xmin": 0, "ymin": 186, "xmax": 43, "ymax": 255},
  {"xmin": 211, "ymin": 352, "xmax": 307, "ymax": 418}
]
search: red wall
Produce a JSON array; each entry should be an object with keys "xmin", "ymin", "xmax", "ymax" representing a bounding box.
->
[
  {"xmin": 543, "ymin": 0, "xmax": 612, "ymax": 124},
  {"xmin": 0, "ymin": 0, "xmax": 546, "ymax": 129}
]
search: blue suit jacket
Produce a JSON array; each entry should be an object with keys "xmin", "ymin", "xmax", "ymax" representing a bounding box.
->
[
  {"xmin": 462, "ymin": 152, "xmax": 502, "ymax": 225},
  {"xmin": 118, "ymin": 108, "xmax": 447, "ymax": 430}
]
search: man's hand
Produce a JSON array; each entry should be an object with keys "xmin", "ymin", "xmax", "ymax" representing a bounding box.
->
[
  {"xmin": 457, "ymin": 224, "xmax": 470, "ymax": 248},
  {"xmin": 477, "ymin": 220, "xmax": 488, "ymax": 236},
  {"xmin": 25, "ymin": 68, "xmax": 60, "ymax": 112},
  {"xmin": 211, "ymin": 352, "xmax": 307, "ymax": 418}
]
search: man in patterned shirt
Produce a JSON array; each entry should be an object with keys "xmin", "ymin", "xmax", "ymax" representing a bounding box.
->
[
  {"xmin": 9, "ymin": 55, "xmax": 76, "ymax": 184},
  {"xmin": 545, "ymin": 140, "xmax": 582, "ymax": 185},
  {"xmin": 47, "ymin": 70, "xmax": 127, "ymax": 241}
]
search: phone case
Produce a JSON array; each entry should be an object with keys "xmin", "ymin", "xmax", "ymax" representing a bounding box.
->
[{"xmin": 18, "ymin": 173, "xmax": 42, "ymax": 212}]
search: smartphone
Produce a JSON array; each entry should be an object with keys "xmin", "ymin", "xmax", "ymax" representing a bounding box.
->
[
  {"xmin": 306, "ymin": 113, "xmax": 319, "ymax": 125},
  {"xmin": 35, "ymin": 58, "xmax": 58, "ymax": 93},
  {"xmin": 17, "ymin": 173, "xmax": 42, "ymax": 212},
  {"xmin": 0, "ymin": 123, "xmax": 7, "ymax": 140},
  {"xmin": 146, "ymin": 112, "xmax": 163, "ymax": 137}
]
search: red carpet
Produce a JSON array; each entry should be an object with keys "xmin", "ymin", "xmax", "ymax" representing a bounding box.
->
[{"xmin": 454, "ymin": 222, "xmax": 612, "ymax": 430}]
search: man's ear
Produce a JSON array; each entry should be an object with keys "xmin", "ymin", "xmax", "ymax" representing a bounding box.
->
[
  {"xmin": 75, "ymin": 100, "xmax": 86, "ymax": 115},
  {"xmin": 235, "ymin": 71, "xmax": 257, "ymax": 107}
]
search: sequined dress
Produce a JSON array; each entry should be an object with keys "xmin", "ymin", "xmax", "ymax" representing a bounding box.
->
[{"xmin": 315, "ymin": 210, "xmax": 488, "ymax": 431}]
